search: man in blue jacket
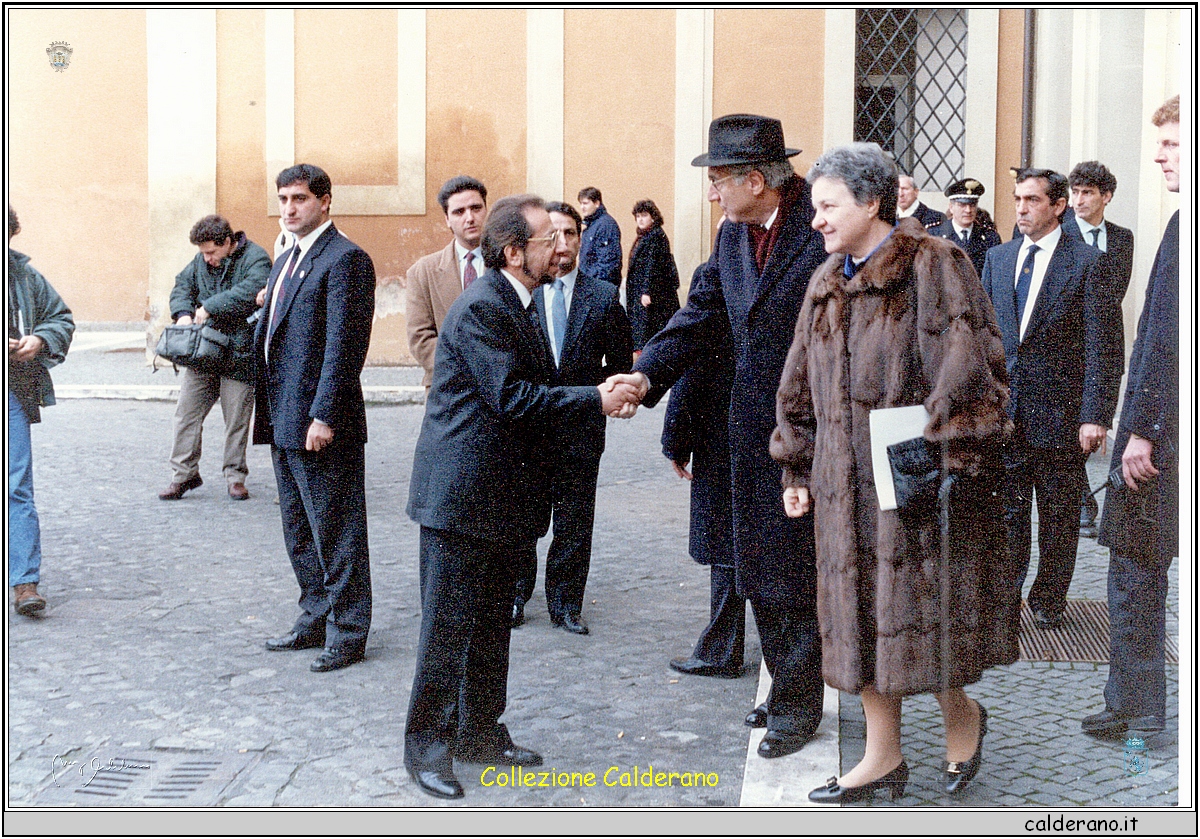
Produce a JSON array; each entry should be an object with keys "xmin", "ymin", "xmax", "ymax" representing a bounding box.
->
[
  {"xmin": 577, "ymin": 186, "xmax": 622, "ymax": 287},
  {"xmin": 8, "ymin": 205, "xmax": 75, "ymax": 616}
]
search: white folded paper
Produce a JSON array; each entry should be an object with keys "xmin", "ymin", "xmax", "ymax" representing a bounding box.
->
[{"xmin": 869, "ymin": 404, "xmax": 932, "ymax": 511}]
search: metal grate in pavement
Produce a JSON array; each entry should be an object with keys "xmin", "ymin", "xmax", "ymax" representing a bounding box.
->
[
  {"xmin": 38, "ymin": 750, "xmax": 255, "ymax": 806},
  {"xmin": 1018, "ymin": 599, "xmax": 1179, "ymax": 664}
]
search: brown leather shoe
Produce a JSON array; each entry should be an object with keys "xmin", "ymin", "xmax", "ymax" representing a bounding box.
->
[
  {"xmin": 159, "ymin": 475, "xmax": 203, "ymax": 500},
  {"xmin": 228, "ymin": 483, "xmax": 249, "ymax": 501},
  {"xmin": 13, "ymin": 583, "xmax": 46, "ymax": 616}
]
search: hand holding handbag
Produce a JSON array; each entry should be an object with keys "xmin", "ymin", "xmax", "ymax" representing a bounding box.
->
[
  {"xmin": 154, "ymin": 321, "xmax": 232, "ymax": 374},
  {"xmin": 886, "ymin": 435, "xmax": 943, "ymax": 512}
]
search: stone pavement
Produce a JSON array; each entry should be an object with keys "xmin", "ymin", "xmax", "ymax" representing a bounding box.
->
[{"xmin": 5, "ymin": 331, "xmax": 1188, "ymax": 826}]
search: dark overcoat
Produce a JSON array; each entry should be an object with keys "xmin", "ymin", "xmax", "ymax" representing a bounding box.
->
[
  {"xmin": 1099, "ymin": 211, "xmax": 1178, "ymax": 560},
  {"xmin": 771, "ymin": 219, "xmax": 1018, "ymax": 696},
  {"xmin": 930, "ymin": 220, "xmax": 1002, "ymax": 279},
  {"xmin": 626, "ymin": 225, "xmax": 681, "ymax": 349},
  {"xmin": 661, "ymin": 309, "xmax": 734, "ymax": 567},
  {"xmin": 634, "ymin": 175, "xmax": 829, "ymax": 610}
]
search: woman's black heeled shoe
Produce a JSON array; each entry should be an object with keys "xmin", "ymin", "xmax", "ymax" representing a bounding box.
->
[
  {"xmin": 808, "ymin": 760, "xmax": 909, "ymax": 803},
  {"xmin": 944, "ymin": 702, "xmax": 988, "ymax": 794}
]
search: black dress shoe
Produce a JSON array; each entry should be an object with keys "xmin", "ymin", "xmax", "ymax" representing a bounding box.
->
[
  {"xmin": 512, "ymin": 598, "xmax": 525, "ymax": 628},
  {"xmin": 552, "ymin": 613, "xmax": 589, "ymax": 635},
  {"xmin": 1032, "ymin": 607, "xmax": 1063, "ymax": 630},
  {"xmin": 808, "ymin": 760, "xmax": 909, "ymax": 803},
  {"xmin": 944, "ymin": 703, "xmax": 987, "ymax": 794},
  {"xmin": 669, "ymin": 657, "xmax": 740, "ymax": 679},
  {"xmin": 1082, "ymin": 708, "xmax": 1164, "ymax": 737},
  {"xmin": 409, "ymin": 767, "xmax": 464, "ymax": 799},
  {"xmin": 744, "ymin": 703, "xmax": 768, "ymax": 729},
  {"xmin": 757, "ymin": 723, "xmax": 819, "ymax": 759},
  {"xmin": 456, "ymin": 743, "xmax": 543, "ymax": 767},
  {"xmin": 265, "ymin": 628, "xmax": 325, "ymax": 651},
  {"xmin": 310, "ymin": 645, "xmax": 365, "ymax": 672}
]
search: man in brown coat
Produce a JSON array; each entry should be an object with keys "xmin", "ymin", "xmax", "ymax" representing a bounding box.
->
[{"xmin": 405, "ymin": 176, "xmax": 488, "ymax": 387}]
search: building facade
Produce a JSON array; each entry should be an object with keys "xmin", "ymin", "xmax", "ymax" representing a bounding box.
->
[{"xmin": 7, "ymin": 8, "xmax": 1187, "ymax": 364}]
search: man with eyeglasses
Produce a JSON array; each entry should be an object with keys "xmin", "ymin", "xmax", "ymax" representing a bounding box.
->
[
  {"xmin": 606, "ymin": 114, "xmax": 830, "ymax": 760},
  {"xmin": 404, "ymin": 195, "xmax": 637, "ymax": 799},
  {"xmin": 511, "ymin": 201, "xmax": 632, "ymax": 635}
]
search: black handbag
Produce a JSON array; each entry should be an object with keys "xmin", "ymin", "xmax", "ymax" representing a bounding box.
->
[
  {"xmin": 886, "ymin": 436, "xmax": 944, "ymax": 511},
  {"xmin": 154, "ymin": 322, "xmax": 232, "ymax": 374}
]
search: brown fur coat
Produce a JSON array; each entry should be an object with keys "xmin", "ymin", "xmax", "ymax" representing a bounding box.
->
[{"xmin": 771, "ymin": 218, "xmax": 1018, "ymax": 696}]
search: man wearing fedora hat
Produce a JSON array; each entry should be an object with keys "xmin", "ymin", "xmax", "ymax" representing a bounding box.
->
[
  {"xmin": 607, "ymin": 114, "xmax": 829, "ymax": 759},
  {"xmin": 930, "ymin": 178, "xmax": 1002, "ymax": 277}
]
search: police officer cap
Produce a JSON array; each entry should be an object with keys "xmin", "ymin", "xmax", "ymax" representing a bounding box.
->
[{"xmin": 945, "ymin": 178, "xmax": 986, "ymax": 203}]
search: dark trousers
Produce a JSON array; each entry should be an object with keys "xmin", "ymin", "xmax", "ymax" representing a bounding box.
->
[
  {"xmin": 405, "ymin": 526, "xmax": 518, "ymax": 774},
  {"xmin": 514, "ymin": 452, "xmax": 601, "ymax": 618},
  {"xmin": 1004, "ymin": 442, "xmax": 1085, "ymax": 613},
  {"xmin": 749, "ymin": 595, "xmax": 823, "ymax": 733},
  {"xmin": 272, "ymin": 442, "xmax": 371, "ymax": 648},
  {"xmin": 1105, "ymin": 552, "xmax": 1172, "ymax": 725},
  {"xmin": 691, "ymin": 564, "xmax": 745, "ymax": 670}
]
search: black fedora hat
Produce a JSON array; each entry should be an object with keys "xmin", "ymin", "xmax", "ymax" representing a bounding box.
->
[{"xmin": 691, "ymin": 114, "xmax": 801, "ymax": 167}]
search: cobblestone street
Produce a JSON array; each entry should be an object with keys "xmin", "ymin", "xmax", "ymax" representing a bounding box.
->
[{"xmin": 5, "ymin": 342, "xmax": 1188, "ymax": 831}]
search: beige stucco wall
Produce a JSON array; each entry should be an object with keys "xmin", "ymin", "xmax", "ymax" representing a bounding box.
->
[
  {"xmin": 8, "ymin": 9, "xmax": 149, "ymax": 323},
  {"xmin": 6, "ymin": 8, "xmax": 1186, "ymax": 367},
  {"xmin": 564, "ymin": 10, "xmax": 678, "ymax": 276},
  {"xmin": 712, "ymin": 9, "xmax": 825, "ymax": 243}
]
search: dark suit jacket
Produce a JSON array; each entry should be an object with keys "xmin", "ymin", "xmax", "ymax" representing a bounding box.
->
[
  {"xmin": 980, "ymin": 227, "xmax": 1123, "ymax": 450},
  {"xmin": 534, "ymin": 270, "xmax": 632, "ymax": 458},
  {"xmin": 633, "ymin": 175, "xmax": 828, "ymax": 608},
  {"xmin": 407, "ymin": 269, "xmax": 602, "ymax": 546},
  {"xmin": 911, "ymin": 202, "xmax": 946, "ymax": 229},
  {"xmin": 930, "ymin": 220, "xmax": 1002, "ymax": 278},
  {"xmin": 253, "ymin": 224, "xmax": 375, "ymax": 449},
  {"xmin": 1099, "ymin": 211, "xmax": 1178, "ymax": 559},
  {"xmin": 1068, "ymin": 216, "xmax": 1135, "ymax": 304}
]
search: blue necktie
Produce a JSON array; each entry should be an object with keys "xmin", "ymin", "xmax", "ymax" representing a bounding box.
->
[
  {"xmin": 1089, "ymin": 228, "xmax": 1102, "ymax": 251},
  {"xmin": 1014, "ymin": 243, "xmax": 1039, "ymax": 332},
  {"xmin": 551, "ymin": 279, "xmax": 567, "ymax": 366}
]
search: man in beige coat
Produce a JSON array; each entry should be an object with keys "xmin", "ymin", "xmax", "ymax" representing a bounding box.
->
[{"xmin": 406, "ymin": 176, "xmax": 489, "ymax": 386}]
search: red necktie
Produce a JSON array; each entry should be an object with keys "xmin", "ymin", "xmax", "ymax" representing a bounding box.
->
[{"xmin": 463, "ymin": 252, "xmax": 477, "ymax": 289}]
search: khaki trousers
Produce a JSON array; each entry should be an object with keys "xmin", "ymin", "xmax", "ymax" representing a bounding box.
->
[{"xmin": 168, "ymin": 367, "xmax": 254, "ymax": 485}]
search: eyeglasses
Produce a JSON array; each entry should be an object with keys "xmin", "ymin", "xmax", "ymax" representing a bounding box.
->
[
  {"xmin": 527, "ymin": 229, "xmax": 563, "ymax": 246},
  {"xmin": 708, "ymin": 173, "xmax": 745, "ymax": 191}
]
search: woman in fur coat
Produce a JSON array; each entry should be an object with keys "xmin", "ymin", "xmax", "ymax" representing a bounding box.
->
[
  {"xmin": 771, "ymin": 144, "xmax": 1017, "ymax": 802},
  {"xmin": 625, "ymin": 199, "xmax": 680, "ymax": 353}
]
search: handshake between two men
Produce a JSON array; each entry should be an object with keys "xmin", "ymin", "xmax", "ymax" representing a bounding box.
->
[{"xmin": 598, "ymin": 372, "xmax": 650, "ymax": 419}]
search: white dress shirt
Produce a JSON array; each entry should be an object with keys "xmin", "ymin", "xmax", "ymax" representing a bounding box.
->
[
  {"xmin": 455, "ymin": 241, "xmax": 483, "ymax": 288},
  {"xmin": 542, "ymin": 267, "xmax": 577, "ymax": 363},
  {"xmin": 500, "ymin": 269, "xmax": 533, "ymax": 309},
  {"xmin": 1074, "ymin": 217, "xmax": 1107, "ymax": 252},
  {"xmin": 267, "ymin": 219, "xmax": 333, "ymax": 360},
  {"xmin": 1015, "ymin": 224, "xmax": 1063, "ymax": 341}
]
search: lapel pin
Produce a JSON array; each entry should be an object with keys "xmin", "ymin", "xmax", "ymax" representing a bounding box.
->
[{"xmin": 299, "ymin": 271, "xmax": 306, "ymax": 279}]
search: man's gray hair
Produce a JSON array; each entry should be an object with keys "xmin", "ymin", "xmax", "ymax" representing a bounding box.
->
[
  {"xmin": 806, "ymin": 142, "xmax": 900, "ymax": 224},
  {"xmin": 899, "ymin": 173, "xmax": 919, "ymax": 189},
  {"xmin": 727, "ymin": 159, "xmax": 795, "ymax": 190}
]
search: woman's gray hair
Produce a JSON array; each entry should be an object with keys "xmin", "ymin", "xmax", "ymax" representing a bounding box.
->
[
  {"xmin": 805, "ymin": 143, "xmax": 899, "ymax": 224},
  {"xmin": 727, "ymin": 159, "xmax": 795, "ymax": 190}
]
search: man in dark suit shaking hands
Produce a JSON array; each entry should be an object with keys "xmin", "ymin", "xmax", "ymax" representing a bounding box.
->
[
  {"xmin": 980, "ymin": 169, "xmax": 1122, "ymax": 630},
  {"xmin": 404, "ymin": 195, "xmax": 637, "ymax": 799},
  {"xmin": 255, "ymin": 164, "xmax": 376, "ymax": 673}
]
